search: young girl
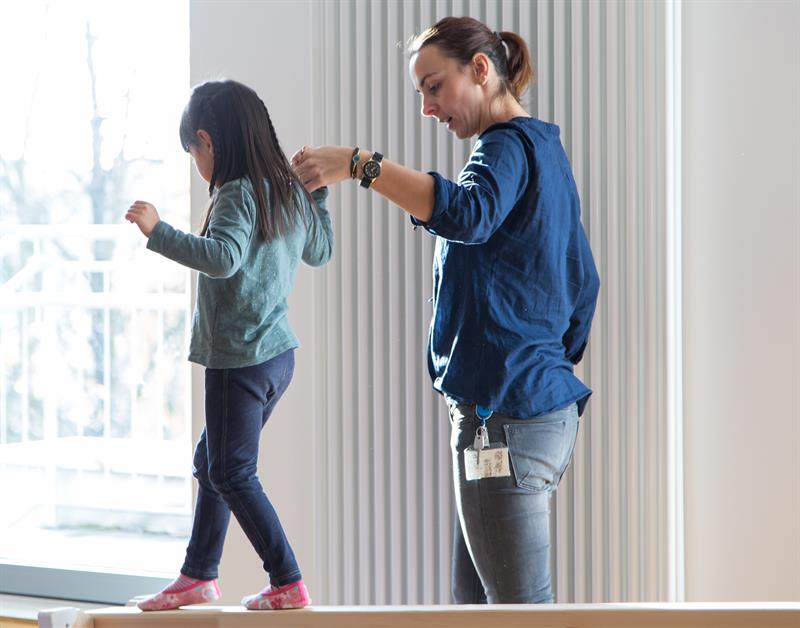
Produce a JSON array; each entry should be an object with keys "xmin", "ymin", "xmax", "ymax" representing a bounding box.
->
[{"xmin": 125, "ymin": 79, "xmax": 333, "ymax": 611}]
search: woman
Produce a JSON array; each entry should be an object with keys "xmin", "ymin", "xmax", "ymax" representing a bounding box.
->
[{"xmin": 293, "ymin": 16, "xmax": 599, "ymax": 604}]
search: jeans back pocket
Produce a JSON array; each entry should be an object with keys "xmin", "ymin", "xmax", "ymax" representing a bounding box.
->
[{"xmin": 503, "ymin": 421, "xmax": 569, "ymax": 493}]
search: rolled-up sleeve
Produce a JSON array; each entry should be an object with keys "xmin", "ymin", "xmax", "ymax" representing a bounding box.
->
[{"xmin": 411, "ymin": 130, "xmax": 530, "ymax": 244}]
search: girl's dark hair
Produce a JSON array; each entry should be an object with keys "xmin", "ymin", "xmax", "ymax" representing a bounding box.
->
[
  {"xmin": 179, "ymin": 79, "xmax": 319, "ymax": 242},
  {"xmin": 409, "ymin": 16, "xmax": 533, "ymax": 102}
]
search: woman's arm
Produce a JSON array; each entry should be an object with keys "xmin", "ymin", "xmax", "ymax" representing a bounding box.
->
[
  {"xmin": 562, "ymin": 226, "xmax": 601, "ymax": 364},
  {"xmin": 292, "ymin": 145, "xmax": 435, "ymax": 223}
]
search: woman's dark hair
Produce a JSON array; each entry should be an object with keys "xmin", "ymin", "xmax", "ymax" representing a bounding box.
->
[
  {"xmin": 179, "ymin": 79, "xmax": 319, "ymax": 242},
  {"xmin": 408, "ymin": 16, "xmax": 533, "ymax": 102}
]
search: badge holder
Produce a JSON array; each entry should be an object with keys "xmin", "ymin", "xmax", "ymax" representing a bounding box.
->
[{"xmin": 464, "ymin": 405, "xmax": 511, "ymax": 481}]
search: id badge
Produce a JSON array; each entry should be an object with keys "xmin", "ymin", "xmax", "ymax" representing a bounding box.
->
[{"xmin": 464, "ymin": 444, "xmax": 511, "ymax": 480}]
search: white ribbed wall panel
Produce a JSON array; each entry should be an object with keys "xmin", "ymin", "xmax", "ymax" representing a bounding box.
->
[{"xmin": 308, "ymin": 0, "xmax": 681, "ymax": 605}]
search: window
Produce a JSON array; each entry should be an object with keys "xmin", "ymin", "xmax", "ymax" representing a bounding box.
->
[{"xmin": 0, "ymin": 0, "xmax": 190, "ymax": 602}]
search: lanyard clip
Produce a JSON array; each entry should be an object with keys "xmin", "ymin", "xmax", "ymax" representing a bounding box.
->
[
  {"xmin": 473, "ymin": 405, "xmax": 493, "ymax": 451},
  {"xmin": 475, "ymin": 404, "xmax": 493, "ymax": 428}
]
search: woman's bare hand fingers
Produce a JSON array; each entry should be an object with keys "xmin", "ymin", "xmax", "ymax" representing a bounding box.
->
[{"xmin": 291, "ymin": 145, "xmax": 309, "ymax": 167}]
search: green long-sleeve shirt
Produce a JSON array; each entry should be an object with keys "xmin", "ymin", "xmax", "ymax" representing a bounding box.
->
[{"xmin": 147, "ymin": 177, "xmax": 333, "ymax": 368}]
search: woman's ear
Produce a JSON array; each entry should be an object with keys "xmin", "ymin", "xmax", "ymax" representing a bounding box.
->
[
  {"xmin": 196, "ymin": 129, "xmax": 213, "ymax": 155},
  {"xmin": 471, "ymin": 52, "xmax": 491, "ymax": 86}
]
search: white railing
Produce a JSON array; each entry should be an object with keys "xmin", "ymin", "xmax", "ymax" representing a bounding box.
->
[{"xmin": 0, "ymin": 224, "xmax": 192, "ymax": 552}]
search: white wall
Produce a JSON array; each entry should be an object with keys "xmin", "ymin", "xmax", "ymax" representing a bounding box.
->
[
  {"xmin": 189, "ymin": 0, "xmax": 318, "ymax": 603},
  {"xmin": 682, "ymin": 0, "xmax": 800, "ymax": 601}
]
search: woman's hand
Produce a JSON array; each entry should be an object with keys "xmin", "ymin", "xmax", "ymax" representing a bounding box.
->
[
  {"xmin": 291, "ymin": 145, "xmax": 352, "ymax": 192},
  {"xmin": 125, "ymin": 201, "xmax": 161, "ymax": 237},
  {"xmin": 294, "ymin": 145, "xmax": 436, "ymax": 222}
]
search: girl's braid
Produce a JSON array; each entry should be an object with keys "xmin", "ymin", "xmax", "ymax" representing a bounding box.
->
[{"xmin": 259, "ymin": 97, "xmax": 319, "ymax": 233}]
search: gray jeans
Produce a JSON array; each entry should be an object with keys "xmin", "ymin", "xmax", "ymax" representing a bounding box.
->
[{"xmin": 448, "ymin": 401, "xmax": 579, "ymax": 604}]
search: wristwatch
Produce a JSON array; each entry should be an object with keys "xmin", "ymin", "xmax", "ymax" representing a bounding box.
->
[{"xmin": 359, "ymin": 152, "xmax": 383, "ymax": 189}]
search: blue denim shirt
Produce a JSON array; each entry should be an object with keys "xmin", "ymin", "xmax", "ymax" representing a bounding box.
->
[{"xmin": 412, "ymin": 117, "xmax": 599, "ymax": 418}]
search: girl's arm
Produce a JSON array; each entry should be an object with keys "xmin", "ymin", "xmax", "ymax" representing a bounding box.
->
[
  {"xmin": 301, "ymin": 186, "xmax": 334, "ymax": 267},
  {"xmin": 292, "ymin": 146, "xmax": 435, "ymax": 223},
  {"xmin": 126, "ymin": 181, "xmax": 252, "ymax": 278}
]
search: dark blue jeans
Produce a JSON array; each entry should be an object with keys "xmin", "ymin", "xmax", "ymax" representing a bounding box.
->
[
  {"xmin": 181, "ymin": 350, "xmax": 301, "ymax": 586},
  {"xmin": 449, "ymin": 401, "xmax": 579, "ymax": 604}
]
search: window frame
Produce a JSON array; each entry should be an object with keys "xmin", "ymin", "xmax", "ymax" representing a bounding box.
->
[{"xmin": 0, "ymin": 563, "xmax": 170, "ymax": 605}]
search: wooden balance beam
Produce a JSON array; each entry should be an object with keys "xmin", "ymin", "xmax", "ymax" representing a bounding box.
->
[{"xmin": 37, "ymin": 602, "xmax": 800, "ymax": 628}]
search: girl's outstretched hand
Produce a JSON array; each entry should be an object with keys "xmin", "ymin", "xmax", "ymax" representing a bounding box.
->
[
  {"xmin": 125, "ymin": 201, "xmax": 161, "ymax": 237},
  {"xmin": 291, "ymin": 145, "xmax": 351, "ymax": 192}
]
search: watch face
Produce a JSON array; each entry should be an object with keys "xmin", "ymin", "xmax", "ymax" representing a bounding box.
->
[{"xmin": 363, "ymin": 160, "xmax": 381, "ymax": 179}]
